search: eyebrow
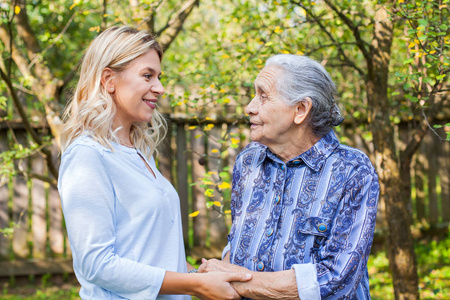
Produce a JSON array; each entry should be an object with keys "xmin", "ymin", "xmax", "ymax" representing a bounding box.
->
[
  {"xmin": 255, "ymin": 83, "xmax": 264, "ymax": 92},
  {"xmin": 142, "ymin": 67, "xmax": 162, "ymax": 77}
]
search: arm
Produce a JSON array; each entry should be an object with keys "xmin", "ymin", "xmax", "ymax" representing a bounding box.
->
[
  {"xmin": 160, "ymin": 271, "xmax": 252, "ymax": 299},
  {"xmin": 201, "ymin": 164, "xmax": 379, "ymax": 299},
  {"xmin": 59, "ymin": 145, "xmax": 166, "ymax": 299},
  {"xmin": 60, "ymin": 144, "xmax": 252, "ymax": 299},
  {"xmin": 199, "ymin": 259, "xmax": 299, "ymax": 300}
]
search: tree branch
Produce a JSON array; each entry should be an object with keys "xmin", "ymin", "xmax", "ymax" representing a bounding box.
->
[
  {"xmin": 322, "ymin": 0, "xmax": 372, "ymax": 65},
  {"xmin": 293, "ymin": 1, "xmax": 366, "ymax": 79},
  {"xmin": 0, "ymin": 61, "xmax": 58, "ymax": 179},
  {"xmin": 15, "ymin": 0, "xmax": 56, "ymax": 89},
  {"xmin": 156, "ymin": 0, "xmax": 199, "ymax": 51}
]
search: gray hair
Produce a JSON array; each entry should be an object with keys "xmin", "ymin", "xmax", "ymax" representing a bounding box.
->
[{"xmin": 265, "ymin": 54, "xmax": 344, "ymax": 137}]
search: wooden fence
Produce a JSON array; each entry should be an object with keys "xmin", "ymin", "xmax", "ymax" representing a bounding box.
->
[{"xmin": 0, "ymin": 119, "xmax": 449, "ymax": 278}]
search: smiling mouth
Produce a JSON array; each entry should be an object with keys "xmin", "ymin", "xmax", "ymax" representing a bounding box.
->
[{"xmin": 143, "ymin": 99, "xmax": 157, "ymax": 108}]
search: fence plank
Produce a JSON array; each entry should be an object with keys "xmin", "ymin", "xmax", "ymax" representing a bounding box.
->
[
  {"xmin": 31, "ymin": 154, "xmax": 46, "ymax": 259},
  {"xmin": 439, "ymin": 141, "xmax": 450, "ymax": 223},
  {"xmin": 414, "ymin": 148, "xmax": 426, "ymax": 222},
  {"xmin": 12, "ymin": 173, "xmax": 29, "ymax": 259},
  {"xmin": 426, "ymin": 135, "xmax": 439, "ymax": 224},
  {"xmin": 49, "ymin": 186, "xmax": 64, "ymax": 257},
  {"xmin": 207, "ymin": 126, "xmax": 228, "ymax": 249},
  {"xmin": 191, "ymin": 128, "xmax": 207, "ymax": 247},
  {"xmin": 175, "ymin": 123, "xmax": 189, "ymax": 246},
  {"xmin": 0, "ymin": 132, "xmax": 10, "ymax": 260},
  {"xmin": 158, "ymin": 118, "xmax": 174, "ymax": 183}
]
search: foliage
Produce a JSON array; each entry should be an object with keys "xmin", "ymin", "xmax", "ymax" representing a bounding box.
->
[{"xmin": 368, "ymin": 232, "xmax": 450, "ymax": 299}]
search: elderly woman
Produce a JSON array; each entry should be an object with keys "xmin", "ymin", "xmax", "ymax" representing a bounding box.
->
[{"xmin": 199, "ymin": 54, "xmax": 379, "ymax": 299}]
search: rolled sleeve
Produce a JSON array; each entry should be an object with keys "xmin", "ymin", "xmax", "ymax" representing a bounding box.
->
[
  {"xmin": 292, "ymin": 263, "xmax": 321, "ymax": 300},
  {"xmin": 315, "ymin": 168, "xmax": 379, "ymax": 298}
]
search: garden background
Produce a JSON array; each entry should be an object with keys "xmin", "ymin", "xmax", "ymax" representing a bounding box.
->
[{"xmin": 0, "ymin": 0, "xmax": 449, "ymax": 299}]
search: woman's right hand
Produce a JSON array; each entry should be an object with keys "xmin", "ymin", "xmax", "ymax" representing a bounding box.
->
[{"xmin": 193, "ymin": 272, "xmax": 252, "ymax": 300}]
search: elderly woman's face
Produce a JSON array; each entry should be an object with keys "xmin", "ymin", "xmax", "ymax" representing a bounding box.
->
[{"xmin": 245, "ymin": 66, "xmax": 298, "ymax": 149}]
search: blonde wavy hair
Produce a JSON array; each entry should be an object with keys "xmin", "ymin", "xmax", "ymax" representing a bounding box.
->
[{"xmin": 61, "ymin": 26, "xmax": 166, "ymax": 159}]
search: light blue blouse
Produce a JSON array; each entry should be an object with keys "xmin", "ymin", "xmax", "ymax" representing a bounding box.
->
[{"xmin": 58, "ymin": 134, "xmax": 190, "ymax": 300}]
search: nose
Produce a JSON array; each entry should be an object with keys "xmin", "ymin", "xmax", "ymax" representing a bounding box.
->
[
  {"xmin": 245, "ymin": 96, "xmax": 258, "ymax": 115},
  {"xmin": 151, "ymin": 79, "xmax": 165, "ymax": 96}
]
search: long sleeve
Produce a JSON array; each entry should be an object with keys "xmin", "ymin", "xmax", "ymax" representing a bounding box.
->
[
  {"xmin": 294, "ymin": 165, "xmax": 379, "ymax": 299},
  {"xmin": 58, "ymin": 144, "xmax": 166, "ymax": 299}
]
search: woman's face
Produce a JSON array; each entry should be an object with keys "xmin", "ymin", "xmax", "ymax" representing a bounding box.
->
[
  {"xmin": 111, "ymin": 50, "xmax": 164, "ymax": 129},
  {"xmin": 245, "ymin": 66, "xmax": 299, "ymax": 149}
]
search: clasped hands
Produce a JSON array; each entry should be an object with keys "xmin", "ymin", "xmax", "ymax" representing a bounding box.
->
[{"xmin": 198, "ymin": 258, "xmax": 253, "ymax": 299}]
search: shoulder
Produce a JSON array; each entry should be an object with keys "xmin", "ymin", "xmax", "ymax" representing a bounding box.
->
[
  {"xmin": 331, "ymin": 144, "xmax": 377, "ymax": 176},
  {"xmin": 235, "ymin": 142, "xmax": 266, "ymax": 166},
  {"xmin": 60, "ymin": 135, "xmax": 115, "ymax": 170},
  {"xmin": 63, "ymin": 134, "xmax": 112, "ymax": 157}
]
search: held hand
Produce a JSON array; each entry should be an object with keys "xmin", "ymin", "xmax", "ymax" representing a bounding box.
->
[
  {"xmin": 198, "ymin": 258, "xmax": 249, "ymax": 274},
  {"xmin": 195, "ymin": 272, "xmax": 252, "ymax": 300}
]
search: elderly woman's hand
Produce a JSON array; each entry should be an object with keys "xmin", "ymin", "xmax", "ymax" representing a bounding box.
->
[{"xmin": 198, "ymin": 258, "xmax": 249, "ymax": 274}]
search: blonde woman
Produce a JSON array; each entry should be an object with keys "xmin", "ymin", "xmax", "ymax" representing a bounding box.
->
[{"xmin": 58, "ymin": 26, "xmax": 251, "ymax": 300}]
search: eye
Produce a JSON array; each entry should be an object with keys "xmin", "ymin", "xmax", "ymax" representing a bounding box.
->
[{"xmin": 143, "ymin": 74, "xmax": 152, "ymax": 80}]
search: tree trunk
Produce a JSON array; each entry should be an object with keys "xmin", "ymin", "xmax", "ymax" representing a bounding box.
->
[{"xmin": 368, "ymin": 5, "xmax": 419, "ymax": 300}]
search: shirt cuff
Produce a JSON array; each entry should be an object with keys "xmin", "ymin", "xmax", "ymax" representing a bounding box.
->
[
  {"xmin": 292, "ymin": 263, "xmax": 321, "ymax": 300},
  {"xmin": 222, "ymin": 243, "xmax": 230, "ymax": 260}
]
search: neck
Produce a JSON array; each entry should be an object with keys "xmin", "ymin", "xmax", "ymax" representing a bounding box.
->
[
  {"xmin": 269, "ymin": 128, "xmax": 320, "ymax": 163},
  {"xmin": 113, "ymin": 119, "xmax": 132, "ymax": 146}
]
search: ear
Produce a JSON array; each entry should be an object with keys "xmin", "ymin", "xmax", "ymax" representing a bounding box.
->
[
  {"xmin": 294, "ymin": 97, "xmax": 313, "ymax": 125},
  {"xmin": 101, "ymin": 68, "xmax": 115, "ymax": 93}
]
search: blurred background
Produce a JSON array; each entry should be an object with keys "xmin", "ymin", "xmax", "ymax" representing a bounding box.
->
[{"xmin": 0, "ymin": 0, "xmax": 449, "ymax": 299}]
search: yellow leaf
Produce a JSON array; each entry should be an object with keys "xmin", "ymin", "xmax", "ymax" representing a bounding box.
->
[
  {"xmin": 408, "ymin": 42, "xmax": 416, "ymax": 48},
  {"xmin": 211, "ymin": 149, "xmax": 219, "ymax": 153},
  {"xmin": 205, "ymin": 189, "xmax": 214, "ymax": 197},
  {"xmin": 15, "ymin": 6, "xmax": 21, "ymax": 14},
  {"xmin": 188, "ymin": 125, "xmax": 197, "ymax": 130},
  {"xmin": 399, "ymin": 0, "xmax": 405, "ymax": 3},
  {"xmin": 210, "ymin": 84, "xmax": 215, "ymax": 88},
  {"xmin": 224, "ymin": 210, "xmax": 231, "ymax": 214},
  {"xmin": 195, "ymin": 134, "xmax": 202, "ymax": 139},
  {"xmin": 208, "ymin": 171, "xmax": 217, "ymax": 175},
  {"xmin": 222, "ymin": 54, "xmax": 230, "ymax": 59},
  {"xmin": 205, "ymin": 117, "xmax": 213, "ymax": 121},
  {"xmin": 281, "ymin": 50, "xmax": 290, "ymax": 54},
  {"xmin": 213, "ymin": 201, "xmax": 222, "ymax": 207},
  {"xmin": 218, "ymin": 182, "xmax": 231, "ymax": 189},
  {"xmin": 231, "ymin": 138, "xmax": 239, "ymax": 144},
  {"xmin": 223, "ymin": 98, "xmax": 230, "ymax": 104},
  {"xmin": 429, "ymin": 50, "xmax": 436, "ymax": 54},
  {"xmin": 70, "ymin": 3, "xmax": 77, "ymax": 10},
  {"xmin": 219, "ymin": 89, "xmax": 225, "ymax": 93},
  {"xmin": 189, "ymin": 211, "xmax": 199, "ymax": 217}
]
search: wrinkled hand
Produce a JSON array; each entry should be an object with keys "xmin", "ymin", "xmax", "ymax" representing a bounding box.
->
[{"xmin": 198, "ymin": 258, "xmax": 250, "ymax": 274}]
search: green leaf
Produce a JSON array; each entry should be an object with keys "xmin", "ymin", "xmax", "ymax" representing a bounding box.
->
[{"xmin": 403, "ymin": 58, "xmax": 414, "ymax": 65}]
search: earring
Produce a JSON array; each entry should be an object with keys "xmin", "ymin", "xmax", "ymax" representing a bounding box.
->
[{"xmin": 109, "ymin": 87, "xmax": 114, "ymax": 92}]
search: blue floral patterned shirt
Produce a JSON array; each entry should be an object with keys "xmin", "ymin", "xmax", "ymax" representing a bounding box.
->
[{"xmin": 223, "ymin": 130, "xmax": 379, "ymax": 299}]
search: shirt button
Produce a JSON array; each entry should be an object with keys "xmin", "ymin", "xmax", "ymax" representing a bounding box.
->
[
  {"xmin": 266, "ymin": 228, "xmax": 274, "ymax": 237},
  {"xmin": 281, "ymin": 164, "xmax": 285, "ymax": 171},
  {"xmin": 293, "ymin": 159, "xmax": 301, "ymax": 165},
  {"xmin": 257, "ymin": 262, "xmax": 264, "ymax": 271},
  {"xmin": 275, "ymin": 196, "xmax": 281, "ymax": 204},
  {"xmin": 318, "ymin": 223, "xmax": 327, "ymax": 232}
]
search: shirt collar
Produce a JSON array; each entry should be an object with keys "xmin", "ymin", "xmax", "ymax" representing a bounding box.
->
[{"xmin": 256, "ymin": 130, "xmax": 340, "ymax": 172}]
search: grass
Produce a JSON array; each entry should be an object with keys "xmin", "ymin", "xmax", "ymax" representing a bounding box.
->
[
  {"xmin": 2, "ymin": 233, "xmax": 450, "ymax": 299},
  {"xmin": 369, "ymin": 231, "xmax": 450, "ymax": 300}
]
